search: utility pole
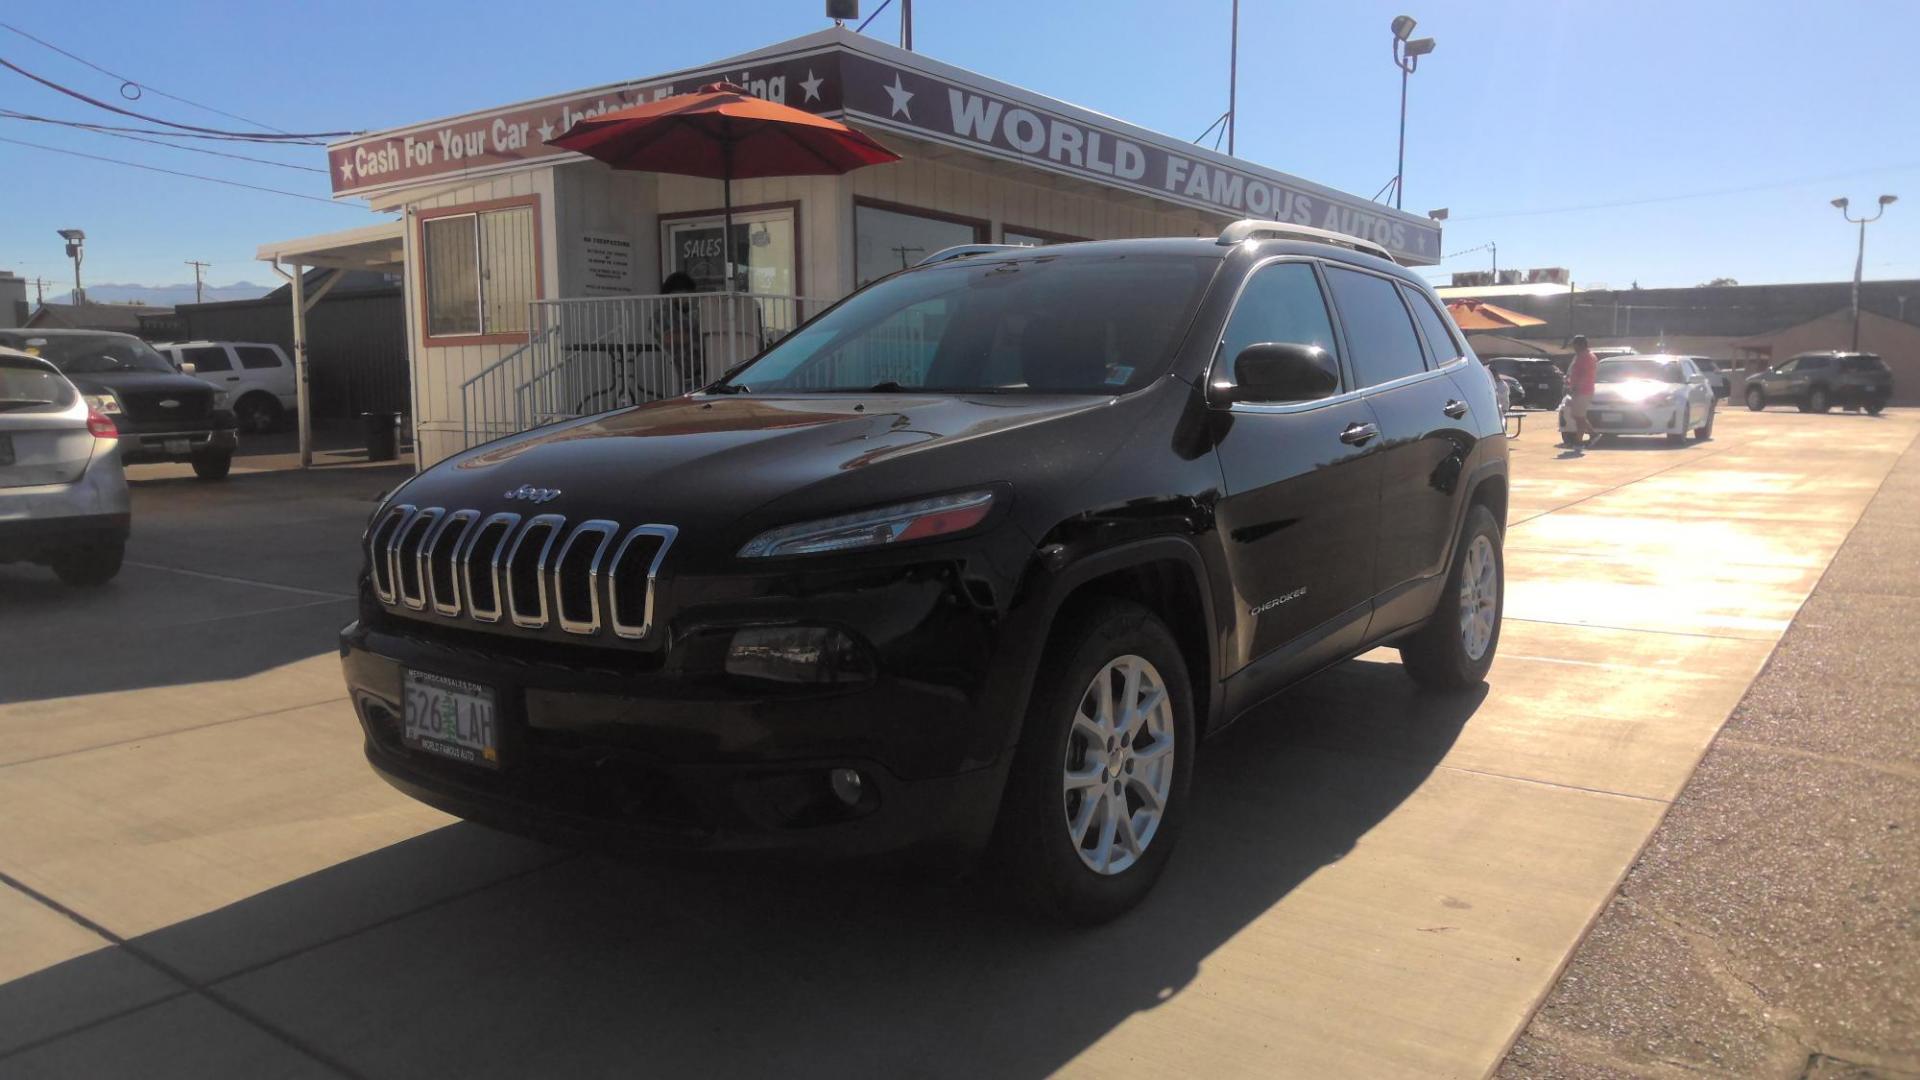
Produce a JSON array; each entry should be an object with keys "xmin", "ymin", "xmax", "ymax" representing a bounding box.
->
[
  {"xmin": 1228, "ymin": 0, "xmax": 1239, "ymax": 156},
  {"xmin": 185, "ymin": 260, "xmax": 210, "ymax": 304}
]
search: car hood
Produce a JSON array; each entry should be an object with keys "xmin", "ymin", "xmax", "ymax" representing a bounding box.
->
[
  {"xmin": 1592, "ymin": 380, "xmax": 1683, "ymax": 403},
  {"xmin": 393, "ymin": 392, "xmax": 1129, "ymax": 554},
  {"xmin": 63, "ymin": 371, "xmax": 216, "ymax": 398}
]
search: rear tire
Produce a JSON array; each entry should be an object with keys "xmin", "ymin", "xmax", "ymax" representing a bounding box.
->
[
  {"xmin": 1400, "ymin": 504, "xmax": 1503, "ymax": 691},
  {"xmin": 51, "ymin": 539, "xmax": 125, "ymax": 587},
  {"xmin": 191, "ymin": 449, "xmax": 233, "ymax": 481},
  {"xmin": 1808, "ymin": 386, "xmax": 1830, "ymax": 413},
  {"xmin": 1866, "ymin": 400, "xmax": 1886, "ymax": 416},
  {"xmin": 1746, "ymin": 387, "xmax": 1766, "ymax": 411},
  {"xmin": 994, "ymin": 599, "xmax": 1195, "ymax": 925}
]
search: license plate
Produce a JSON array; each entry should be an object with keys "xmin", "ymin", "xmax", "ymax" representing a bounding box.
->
[
  {"xmin": 0, "ymin": 434, "xmax": 12, "ymax": 467},
  {"xmin": 1592, "ymin": 411, "xmax": 1620, "ymax": 423},
  {"xmin": 403, "ymin": 670, "xmax": 501, "ymax": 769},
  {"xmin": 163, "ymin": 438, "xmax": 191, "ymax": 455}
]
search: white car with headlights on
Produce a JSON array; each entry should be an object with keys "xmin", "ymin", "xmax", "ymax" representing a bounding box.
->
[
  {"xmin": 1561, "ymin": 354, "xmax": 1716, "ymax": 447},
  {"xmin": 0, "ymin": 347, "xmax": 130, "ymax": 585}
]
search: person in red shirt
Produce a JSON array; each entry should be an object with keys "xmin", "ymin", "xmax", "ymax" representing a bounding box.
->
[{"xmin": 1565, "ymin": 335, "xmax": 1600, "ymax": 450}]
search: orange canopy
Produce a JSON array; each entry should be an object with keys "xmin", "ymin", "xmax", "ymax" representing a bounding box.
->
[{"xmin": 1445, "ymin": 299, "xmax": 1548, "ymax": 331}]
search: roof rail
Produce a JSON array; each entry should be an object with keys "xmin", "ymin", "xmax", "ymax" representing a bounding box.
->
[
  {"xmin": 916, "ymin": 243, "xmax": 1023, "ymax": 267},
  {"xmin": 1216, "ymin": 219, "xmax": 1396, "ymax": 263}
]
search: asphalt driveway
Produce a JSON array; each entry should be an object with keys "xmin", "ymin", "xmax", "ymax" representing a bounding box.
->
[{"xmin": 1, "ymin": 407, "xmax": 1914, "ymax": 1078}]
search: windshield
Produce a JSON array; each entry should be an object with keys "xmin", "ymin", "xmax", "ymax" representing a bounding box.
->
[
  {"xmin": 721, "ymin": 254, "xmax": 1217, "ymax": 395},
  {"xmin": 1598, "ymin": 358, "xmax": 1684, "ymax": 383},
  {"xmin": 0, "ymin": 333, "xmax": 177, "ymax": 375}
]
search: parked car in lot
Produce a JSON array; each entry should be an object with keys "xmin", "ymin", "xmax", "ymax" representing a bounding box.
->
[
  {"xmin": 0, "ymin": 347, "xmax": 129, "ymax": 585},
  {"xmin": 1744, "ymin": 351, "xmax": 1893, "ymax": 414},
  {"xmin": 1486, "ymin": 357, "xmax": 1565, "ymax": 409},
  {"xmin": 339, "ymin": 221, "xmax": 1511, "ymax": 924},
  {"xmin": 0, "ymin": 329, "xmax": 239, "ymax": 480},
  {"xmin": 156, "ymin": 341, "xmax": 295, "ymax": 434},
  {"xmin": 1561, "ymin": 353, "xmax": 1717, "ymax": 446},
  {"xmin": 1685, "ymin": 357, "xmax": 1732, "ymax": 399}
]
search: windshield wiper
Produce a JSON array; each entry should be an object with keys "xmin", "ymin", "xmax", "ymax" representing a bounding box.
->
[
  {"xmin": 866, "ymin": 380, "xmax": 907, "ymax": 393},
  {"xmin": 0, "ymin": 399, "xmax": 56, "ymax": 411},
  {"xmin": 707, "ymin": 382, "xmax": 751, "ymax": 394}
]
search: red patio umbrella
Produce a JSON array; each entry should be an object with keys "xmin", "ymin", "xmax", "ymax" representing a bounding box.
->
[{"xmin": 547, "ymin": 83, "xmax": 900, "ymax": 289}]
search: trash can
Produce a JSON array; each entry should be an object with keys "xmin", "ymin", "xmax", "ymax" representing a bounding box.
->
[{"xmin": 363, "ymin": 411, "xmax": 401, "ymax": 462}]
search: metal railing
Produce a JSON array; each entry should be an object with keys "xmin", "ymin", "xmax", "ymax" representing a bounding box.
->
[{"xmin": 459, "ymin": 291, "xmax": 832, "ymax": 451}]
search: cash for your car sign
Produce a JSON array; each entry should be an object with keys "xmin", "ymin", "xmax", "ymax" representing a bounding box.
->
[{"xmin": 327, "ymin": 29, "xmax": 1440, "ymax": 264}]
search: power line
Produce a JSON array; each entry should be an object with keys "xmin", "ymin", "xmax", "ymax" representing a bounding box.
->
[
  {"xmin": 0, "ymin": 134, "xmax": 351, "ymax": 206},
  {"xmin": 0, "ymin": 20, "xmax": 293, "ymax": 135},
  {"xmin": 1453, "ymin": 162, "xmax": 1920, "ymax": 223},
  {"xmin": 0, "ymin": 55, "xmax": 357, "ymax": 139},
  {"xmin": 0, "ymin": 108, "xmax": 323, "ymax": 144},
  {"xmin": 856, "ymin": 0, "xmax": 895, "ymax": 33},
  {"xmin": 0, "ymin": 111, "xmax": 325, "ymax": 171}
]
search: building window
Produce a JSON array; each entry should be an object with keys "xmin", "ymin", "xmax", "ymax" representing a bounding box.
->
[
  {"xmin": 422, "ymin": 203, "xmax": 536, "ymax": 339},
  {"xmin": 660, "ymin": 205, "xmax": 797, "ymax": 296},
  {"xmin": 854, "ymin": 200, "xmax": 986, "ymax": 288}
]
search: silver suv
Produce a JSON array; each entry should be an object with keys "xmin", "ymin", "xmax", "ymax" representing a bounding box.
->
[{"xmin": 0, "ymin": 347, "xmax": 130, "ymax": 585}]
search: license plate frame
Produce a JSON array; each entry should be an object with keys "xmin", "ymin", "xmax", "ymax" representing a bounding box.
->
[
  {"xmin": 402, "ymin": 670, "xmax": 501, "ymax": 770},
  {"xmin": 163, "ymin": 438, "xmax": 191, "ymax": 456},
  {"xmin": 1592, "ymin": 410, "xmax": 1621, "ymax": 423},
  {"xmin": 0, "ymin": 434, "xmax": 12, "ymax": 467}
]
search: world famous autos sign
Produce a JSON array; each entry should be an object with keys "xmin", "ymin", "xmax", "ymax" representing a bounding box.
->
[{"xmin": 328, "ymin": 32, "xmax": 1440, "ymax": 264}]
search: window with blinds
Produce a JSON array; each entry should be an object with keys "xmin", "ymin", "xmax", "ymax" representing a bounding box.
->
[{"xmin": 422, "ymin": 204, "xmax": 535, "ymax": 338}]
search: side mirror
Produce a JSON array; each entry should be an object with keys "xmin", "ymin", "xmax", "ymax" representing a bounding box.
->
[
  {"xmin": 180, "ymin": 362, "xmax": 197, "ymax": 375},
  {"xmin": 1223, "ymin": 342, "xmax": 1339, "ymax": 403}
]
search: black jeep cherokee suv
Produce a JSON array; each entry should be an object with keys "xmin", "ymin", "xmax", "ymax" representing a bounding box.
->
[
  {"xmin": 0, "ymin": 329, "xmax": 239, "ymax": 479},
  {"xmin": 340, "ymin": 223, "xmax": 1509, "ymax": 923}
]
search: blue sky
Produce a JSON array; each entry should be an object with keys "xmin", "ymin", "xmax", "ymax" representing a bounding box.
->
[{"xmin": 3, "ymin": 0, "xmax": 1916, "ymax": 291}]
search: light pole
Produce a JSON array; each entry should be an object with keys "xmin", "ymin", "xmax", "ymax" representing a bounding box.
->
[
  {"xmin": 57, "ymin": 229, "xmax": 85, "ymax": 306},
  {"xmin": 1390, "ymin": 16, "xmax": 1436, "ymax": 211},
  {"xmin": 1831, "ymin": 194, "xmax": 1897, "ymax": 352}
]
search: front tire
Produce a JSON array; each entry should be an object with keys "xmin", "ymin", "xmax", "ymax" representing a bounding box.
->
[
  {"xmin": 1866, "ymin": 400, "xmax": 1887, "ymax": 416},
  {"xmin": 235, "ymin": 393, "xmax": 282, "ymax": 434},
  {"xmin": 1746, "ymin": 387, "xmax": 1766, "ymax": 411},
  {"xmin": 1694, "ymin": 405, "xmax": 1714, "ymax": 441},
  {"xmin": 51, "ymin": 539, "xmax": 125, "ymax": 587},
  {"xmin": 191, "ymin": 449, "xmax": 233, "ymax": 481},
  {"xmin": 1400, "ymin": 504, "xmax": 1503, "ymax": 690},
  {"xmin": 994, "ymin": 599, "xmax": 1195, "ymax": 925},
  {"xmin": 1808, "ymin": 386, "xmax": 1831, "ymax": 413}
]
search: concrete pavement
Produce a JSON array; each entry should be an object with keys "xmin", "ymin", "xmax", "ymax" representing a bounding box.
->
[{"xmin": 0, "ymin": 407, "xmax": 1914, "ymax": 1078}]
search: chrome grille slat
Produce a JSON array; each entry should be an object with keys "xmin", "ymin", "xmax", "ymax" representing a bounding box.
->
[
  {"xmin": 375, "ymin": 509, "xmax": 674, "ymax": 641},
  {"xmin": 459, "ymin": 512, "xmax": 521, "ymax": 624},
  {"xmin": 608, "ymin": 525, "xmax": 679, "ymax": 640},
  {"xmin": 425, "ymin": 509, "xmax": 479, "ymax": 616},
  {"xmin": 553, "ymin": 519, "xmax": 619, "ymax": 635},
  {"xmin": 505, "ymin": 514, "xmax": 566, "ymax": 629},
  {"xmin": 394, "ymin": 508, "xmax": 441, "ymax": 610}
]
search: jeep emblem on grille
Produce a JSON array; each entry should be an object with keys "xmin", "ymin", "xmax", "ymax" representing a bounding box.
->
[
  {"xmin": 157, "ymin": 399, "xmax": 181, "ymax": 408},
  {"xmin": 503, "ymin": 484, "xmax": 562, "ymax": 504}
]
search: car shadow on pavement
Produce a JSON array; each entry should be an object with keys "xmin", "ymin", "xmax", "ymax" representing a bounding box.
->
[{"xmin": 0, "ymin": 658, "xmax": 1483, "ymax": 1078}]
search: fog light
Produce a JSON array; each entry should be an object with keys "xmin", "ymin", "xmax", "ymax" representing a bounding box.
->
[
  {"xmin": 829, "ymin": 768, "xmax": 864, "ymax": 806},
  {"xmin": 724, "ymin": 625, "xmax": 870, "ymax": 684}
]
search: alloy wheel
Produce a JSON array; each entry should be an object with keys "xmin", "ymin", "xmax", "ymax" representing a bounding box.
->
[
  {"xmin": 1063, "ymin": 654, "xmax": 1176, "ymax": 876},
  {"xmin": 1458, "ymin": 534, "xmax": 1499, "ymax": 661}
]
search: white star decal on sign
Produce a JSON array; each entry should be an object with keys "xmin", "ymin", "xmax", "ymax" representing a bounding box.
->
[
  {"xmin": 799, "ymin": 69, "xmax": 824, "ymax": 103},
  {"xmin": 883, "ymin": 73, "xmax": 913, "ymax": 119},
  {"xmin": 338, "ymin": 158, "xmax": 355, "ymax": 183},
  {"xmin": 538, "ymin": 117, "xmax": 556, "ymax": 142}
]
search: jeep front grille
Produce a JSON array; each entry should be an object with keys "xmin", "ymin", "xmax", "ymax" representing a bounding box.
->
[{"xmin": 366, "ymin": 505, "xmax": 676, "ymax": 638}]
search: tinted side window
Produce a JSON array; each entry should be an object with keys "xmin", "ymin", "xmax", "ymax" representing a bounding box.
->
[
  {"xmin": 185, "ymin": 345, "xmax": 231, "ymax": 372},
  {"xmin": 1402, "ymin": 285, "xmax": 1464, "ymax": 364},
  {"xmin": 237, "ymin": 346, "xmax": 284, "ymax": 370},
  {"xmin": 1800, "ymin": 356, "xmax": 1829, "ymax": 370},
  {"xmin": 1217, "ymin": 262, "xmax": 1341, "ymax": 389},
  {"xmin": 1324, "ymin": 267, "xmax": 1428, "ymax": 387}
]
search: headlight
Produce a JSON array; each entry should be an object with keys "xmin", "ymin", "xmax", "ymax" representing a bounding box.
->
[
  {"xmin": 737, "ymin": 490, "xmax": 997, "ymax": 558},
  {"xmin": 212, "ymin": 391, "xmax": 230, "ymax": 408},
  {"xmin": 84, "ymin": 393, "xmax": 122, "ymax": 415}
]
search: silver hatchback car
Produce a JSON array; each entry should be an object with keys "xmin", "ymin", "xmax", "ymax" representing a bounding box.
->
[{"xmin": 0, "ymin": 347, "xmax": 131, "ymax": 585}]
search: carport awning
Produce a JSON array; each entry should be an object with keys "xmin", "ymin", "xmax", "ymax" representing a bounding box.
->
[{"xmin": 255, "ymin": 220, "xmax": 404, "ymax": 272}]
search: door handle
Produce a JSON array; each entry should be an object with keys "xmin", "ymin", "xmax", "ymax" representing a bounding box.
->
[
  {"xmin": 1443, "ymin": 399, "xmax": 1469, "ymax": 419},
  {"xmin": 1339, "ymin": 421, "xmax": 1380, "ymax": 446}
]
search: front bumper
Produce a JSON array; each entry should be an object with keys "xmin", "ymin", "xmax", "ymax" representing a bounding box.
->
[
  {"xmin": 339, "ymin": 617, "xmax": 1015, "ymax": 860},
  {"xmin": 1561, "ymin": 399, "xmax": 1690, "ymax": 435},
  {"xmin": 115, "ymin": 425, "xmax": 237, "ymax": 463}
]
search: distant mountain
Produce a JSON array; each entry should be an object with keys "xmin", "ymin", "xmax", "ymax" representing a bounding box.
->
[{"xmin": 53, "ymin": 282, "xmax": 274, "ymax": 307}]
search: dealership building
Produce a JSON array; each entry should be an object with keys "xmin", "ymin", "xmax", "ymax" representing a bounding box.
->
[{"xmin": 259, "ymin": 27, "xmax": 1442, "ymax": 467}]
